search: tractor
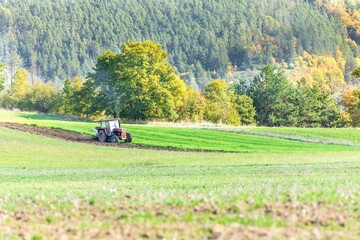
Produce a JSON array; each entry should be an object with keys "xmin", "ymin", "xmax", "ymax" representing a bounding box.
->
[{"xmin": 94, "ymin": 119, "xmax": 132, "ymax": 143}]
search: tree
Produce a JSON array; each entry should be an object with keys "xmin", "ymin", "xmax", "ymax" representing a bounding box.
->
[
  {"xmin": 204, "ymin": 79, "xmax": 240, "ymax": 125},
  {"xmin": 177, "ymin": 86, "xmax": 206, "ymax": 122},
  {"xmin": 60, "ymin": 78, "xmax": 74, "ymax": 114},
  {"xmin": 90, "ymin": 40, "xmax": 188, "ymax": 121},
  {"xmin": 1, "ymin": 0, "xmax": 355, "ymax": 87},
  {"xmin": 75, "ymin": 78, "xmax": 105, "ymax": 118},
  {"xmin": 5, "ymin": 68, "xmax": 30, "ymax": 109},
  {"xmin": 339, "ymin": 87, "xmax": 360, "ymax": 127},
  {"xmin": 88, "ymin": 50, "xmax": 120, "ymax": 118},
  {"xmin": 9, "ymin": 68, "xmax": 30, "ymax": 98},
  {"xmin": 296, "ymin": 79, "xmax": 350, "ymax": 127},
  {"xmin": 23, "ymin": 81, "xmax": 59, "ymax": 113},
  {"xmin": 249, "ymin": 66, "xmax": 299, "ymax": 126},
  {"xmin": 233, "ymin": 95, "xmax": 256, "ymax": 125},
  {"xmin": 291, "ymin": 52, "xmax": 347, "ymax": 96},
  {"xmin": 351, "ymin": 66, "xmax": 360, "ymax": 79},
  {"xmin": 0, "ymin": 62, "xmax": 5, "ymax": 92},
  {"xmin": 58, "ymin": 76, "xmax": 100, "ymax": 117}
]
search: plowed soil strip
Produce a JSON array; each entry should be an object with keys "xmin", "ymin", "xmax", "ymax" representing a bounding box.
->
[{"xmin": 0, "ymin": 122, "xmax": 209, "ymax": 152}]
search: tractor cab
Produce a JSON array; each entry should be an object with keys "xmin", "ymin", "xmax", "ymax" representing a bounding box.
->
[
  {"xmin": 98, "ymin": 120, "xmax": 119, "ymax": 135},
  {"xmin": 95, "ymin": 119, "xmax": 132, "ymax": 143}
]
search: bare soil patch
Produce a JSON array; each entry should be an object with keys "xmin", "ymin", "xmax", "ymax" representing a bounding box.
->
[
  {"xmin": 0, "ymin": 198, "xmax": 358, "ymax": 239},
  {"xmin": 0, "ymin": 122, "xmax": 206, "ymax": 152}
]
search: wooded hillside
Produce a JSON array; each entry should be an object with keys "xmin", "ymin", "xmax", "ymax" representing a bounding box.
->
[{"xmin": 0, "ymin": 0, "xmax": 358, "ymax": 87}]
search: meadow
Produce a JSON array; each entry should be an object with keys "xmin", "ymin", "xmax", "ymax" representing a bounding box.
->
[
  {"xmin": 0, "ymin": 109, "xmax": 360, "ymax": 239},
  {"xmin": 1, "ymin": 110, "xmax": 360, "ymax": 153}
]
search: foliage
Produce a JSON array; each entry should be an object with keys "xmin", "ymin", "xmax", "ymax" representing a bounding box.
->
[
  {"xmin": 233, "ymin": 95, "xmax": 256, "ymax": 125},
  {"xmin": 0, "ymin": 62, "xmax": 5, "ymax": 92},
  {"xmin": 0, "ymin": 0, "xmax": 357, "ymax": 87},
  {"xmin": 90, "ymin": 40, "xmax": 188, "ymax": 121},
  {"xmin": 23, "ymin": 81, "xmax": 59, "ymax": 113},
  {"xmin": 351, "ymin": 66, "xmax": 360, "ymax": 78},
  {"xmin": 249, "ymin": 66, "xmax": 299, "ymax": 126},
  {"xmin": 0, "ymin": 68, "xmax": 60, "ymax": 113},
  {"xmin": 204, "ymin": 80, "xmax": 240, "ymax": 125},
  {"xmin": 249, "ymin": 66, "xmax": 349, "ymax": 127},
  {"xmin": 9, "ymin": 68, "xmax": 30, "ymax": 100},
  {"xmin": 316, "ymin": 0, "xmax": 360, "ymax": 45},
  {"xmin": 2, "ymin": 68, "xmax": 31, "ymax": 109},
  {"xmin": 177, "ymin": 86, "xmax": 206, "ymax": 122},
  {"xmin": 304, "ymin": 81, "xmax": 351, "ymax": 127},
  {"xmin": 290, "ymin": 51, "xmax": 347, "ymax": 95},
  {"xmin": 60, "ymin": 78, "xmax": 74, "ymax": 114},
  {"xmin": 340, "ymin": 87, "xmax": 360, "ymax": 127}
]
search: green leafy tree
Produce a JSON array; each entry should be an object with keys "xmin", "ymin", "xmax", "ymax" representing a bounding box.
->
[
  {"xmin": 0, "ymin": 62, "xmax": 5, "ymax": 92},
  {"xmin": 249, "ymin": 66, "xmax": 299, "ymax": 126},
  {"xmin": 69, "ymin": 76, "xmax": 85, "ymax": 115},
  {"xmin": 75, "ymin": 78, "xmax": 105, "ymax": 118},
  {"xmin": 59, "ymin": 76, "xmax": 99, "ymax": 117},
  {"xmin": 352, "ymin": 66, "xmax": 360, "ymax": 78},
  {"xmin": 89, "ymin": 50, "xmax": 120, "ymax": 117},
  {"xmin": 233, "ymin": 95, "xmax": 256, "ymax": 125},
  {"xmin": 90, "ymin": 40, "xmax": 187, "ymax": 121},
  {"xmin": 60, "ymin": 78, "xmax": 74, "ymax": 114},
  {"xmin": 296, "ymin": 79, "xmax": 349, "ymax": 127}
]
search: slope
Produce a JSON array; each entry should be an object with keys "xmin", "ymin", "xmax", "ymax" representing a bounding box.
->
[
  {"xmin": 0, "ymin": 110, "xmax": 359, "ymax": 153},
  {"xmin": 0, "ymin": 0, "xmax": 355, "ymax": 85}
]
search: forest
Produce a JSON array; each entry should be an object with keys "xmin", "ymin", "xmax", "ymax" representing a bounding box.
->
[
  {"xmin": 0, "ymin": 0, "xmax": 360, "ymax": 127},
  {"xmin": 1, "ymin": 0, "xmax": 360, "ymax": 88},
  {"xmin": 0, "ymin": 40, "xmax": 359, "ymax": 127}
]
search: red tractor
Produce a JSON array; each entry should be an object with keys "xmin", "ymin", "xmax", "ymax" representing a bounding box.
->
[{"xmin": 94, "ymin": 119, "xmax": 132, "ymax": 143}]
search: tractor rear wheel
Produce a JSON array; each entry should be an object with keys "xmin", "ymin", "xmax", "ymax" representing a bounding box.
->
[
  {"xmin": 125, "ymin": 133, "xmax": 132, "ymax": 143},
  {"xmin": 110, "ymin": 135, "xmax": 120, "ymax": 143},
  {"xmin": 98, "ymin": 130, "xmax": 107, "ymax": 142}
]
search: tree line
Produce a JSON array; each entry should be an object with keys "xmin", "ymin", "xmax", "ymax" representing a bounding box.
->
[
  {"xmin": 0, "ymin": 0, "xmax": 358, "ymax": 89},
  {"xmin": 1, "ymin": 41, "xmax": 359, "ymax": 127}
]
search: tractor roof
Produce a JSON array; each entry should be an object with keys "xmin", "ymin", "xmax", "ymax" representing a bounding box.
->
[{"xmin": 98, "ymin": 119, "xmax": 120, "ymax": 122}]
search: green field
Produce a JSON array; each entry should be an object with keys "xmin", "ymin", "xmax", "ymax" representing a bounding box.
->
[
  {"xmin": 212, "ymin": 127, "xmax": 360, "ymax": 145},
  {"xmin": 1, "ymin": 109, "xmax": 360, "ymax": 239},
  {"xmin": 1, "ymin": 110, "xmax": 360, "ymax": 153}
]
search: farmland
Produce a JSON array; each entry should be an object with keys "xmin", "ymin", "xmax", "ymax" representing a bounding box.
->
[
  {"xmin": 1, "ymin": 110, "xmax": 360, "ymax": 153},
  {"xmin": 0, "ymin": 109, "xmax": 360, "ymax": 239}
]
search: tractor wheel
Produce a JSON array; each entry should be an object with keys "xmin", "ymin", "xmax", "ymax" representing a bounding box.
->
[
  {"xmin": 110, "ymin": 135, "xmax": 120, "ymax": 143},
  {"xmin": 125, "ymin": 133, "xmax": 132, "ymax": 143},
  {"xmin": 97, "ymin": 130, "xmax": 107, "ymax": 142}
]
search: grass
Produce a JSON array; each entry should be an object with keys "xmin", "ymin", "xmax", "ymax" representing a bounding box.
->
[
  {"xmin": 1, "ymin": 109, "xmax": 359, "ymax": 153},
  {"xmin": 212, "ymin": 126, "xmax": 360, "ymax": 145},
  {"xmin": 1, "ymin": 109, "xmax": 360, "ymax": 238}
]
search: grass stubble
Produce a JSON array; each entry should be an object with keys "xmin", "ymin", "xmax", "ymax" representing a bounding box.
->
[{"xmin": 0, "ymin": 109, "xmax": 359, "ymax": 239}]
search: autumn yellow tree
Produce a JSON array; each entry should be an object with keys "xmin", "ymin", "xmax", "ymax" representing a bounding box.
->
[
  {"xmin": 291, "ymin": 51, "xmax": 347, "ymax": 95},
  {"xmin": 204, "ymin": 79, "xmax": 240, "ymax": 125},
  {"xmin": 9, "ymin": 69, "xmax": 30, "ymax": 99},
  {"xmin": 24, "ymin": 81, "xmax": 59, "ymax": 113},
  {"xmin": 340, "ymin": 87, "xmax": 360, "ymax": 127},
  {"xmin": 177, "ymin": 86, "xmax": 206, "ymax": 122},
  {"xmin": 4, "ymin": 68, "xmax": 31, "ymax": 108}
]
